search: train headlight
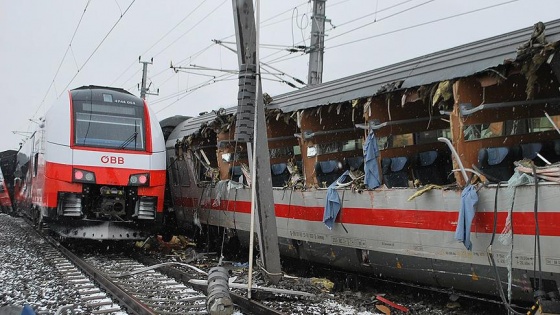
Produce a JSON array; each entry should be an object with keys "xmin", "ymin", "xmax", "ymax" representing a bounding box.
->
[
  {"xmin": 73, "ymin": 168, "xmax": 96, "ymax": 183},
  {"xmin": 129, "ymin": 173, "xmax": 149, "ymax": 186}
]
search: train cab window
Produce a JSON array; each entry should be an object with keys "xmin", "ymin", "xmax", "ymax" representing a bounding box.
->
[
  {"xmin": 33, "ymin": 153, "xmax": 39, "ymax": 177},
  {"xmin": 73, "ymin": 102, "xmax": 146, "ymax": 150}
]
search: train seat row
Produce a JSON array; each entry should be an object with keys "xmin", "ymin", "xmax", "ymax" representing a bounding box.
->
[
  {"xmin": 381, "ymin": 149, "xmax": 455, "ymax": 188},
  {"xmin": 228, "ymin": 140, "xmax": 560, "ymax": 188},
  {"xmin": 478, "ymin": 140, "xmax": 560, "ymax": 182}
]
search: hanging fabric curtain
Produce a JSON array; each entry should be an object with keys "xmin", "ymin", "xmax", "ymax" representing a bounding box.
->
[{"xmin": 364, "ymin": 131, "xmax": 381, "ymax": 189}]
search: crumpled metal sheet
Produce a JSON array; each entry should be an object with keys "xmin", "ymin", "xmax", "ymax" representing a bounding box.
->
[{"xmin": 268, "ymin": 19, "xmax": 560, "ymax": 113}]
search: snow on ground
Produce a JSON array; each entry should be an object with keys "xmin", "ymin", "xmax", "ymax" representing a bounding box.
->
[{"xmin": 0, "ymin": 214, "xmax": 84, "ymax": 314}]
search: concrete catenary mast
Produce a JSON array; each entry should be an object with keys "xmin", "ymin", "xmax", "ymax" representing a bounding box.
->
[
  {"xmin": 231, "ymin": 0, "xmax": 282, "ymax": 285},
  {"xmin": 307, "ymin": 0, "xmax": 327, "ymax": 85}
]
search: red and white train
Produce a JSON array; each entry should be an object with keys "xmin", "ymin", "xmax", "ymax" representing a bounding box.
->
[
  {"xmin": 15, "ymin": 85, "xmax": 166, "ymax": 240},
  {"xmin": 0, "ymin": 166, "xmax": 13, "ymax": 213},
  {"xmin": 162, "ymin": 20, "xmax": 560, "ymax": 306}
]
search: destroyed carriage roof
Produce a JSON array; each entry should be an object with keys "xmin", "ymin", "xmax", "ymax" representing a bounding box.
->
[
  {"xmin": 268, "ymin": 18, "xmax": 560, "ymax": 113},
  {"xmin": 174, "ymin": 19, "xmax": 560, "ymax": 137}
]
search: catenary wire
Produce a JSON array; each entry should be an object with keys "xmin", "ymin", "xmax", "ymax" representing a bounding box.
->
[
  {"xmin": 264, "ymin": 0, "xmax": 519, "ymax": 65},
  {"xmin": 325, "ymin": 0, "xmax": 519, "ymax": 50},
  {"xmin": 110, "ymin": 0, "xmax": 208, "ymax": 86},
  {"xmin": 33, "ymin": 0, "xmax": 92, "ymax": 121},
  {"xmin": 259, "ymin": 0, "xmax": 424, "ymax": 65},
  {"xmin": 120, "ymin": 0, "xmax": 320, "ymax": 100},
  {"xmin": 58, "ymin": 0, "xmax": 137, "ymax": 98},
  {"xmin": 117, "ymin": 0, "xmax": 227, "ymax": 89}
]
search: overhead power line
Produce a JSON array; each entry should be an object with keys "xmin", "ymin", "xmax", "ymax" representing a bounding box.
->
[
  {"xmin": 33, "ymin": 0, "xmax": 92, "ymax": 120},
  {"xmin": 58, "ymin": 0, "xmax": 137, "ymax": 97},
  {"xmin": 328, "ymin": 0, "xmax": 414, "ymax": 30},
  {"xmin": 121, "ymin": 0, "xmax": 312, "ymax": 90},
  {"xmin": 264, "ymin": 0, "xmax": 519, "ymax": 66},
  {"xmin": 325, "ymin": 0, "xmax": 437, "ymax": 43},
  {"xmin": 110, "ymin": 0, "xmax": 208, "ymax": 86},
  {"xmin": 326, "ymin": 0, "xmax": 519, "ymax": 50},
  {"xmin": 117, "ymin": 1, "xmax": 227, "ymax": 89},
  {"xmin": 259, "ymin": 0, "xmax": 424, "ymax": 65}
]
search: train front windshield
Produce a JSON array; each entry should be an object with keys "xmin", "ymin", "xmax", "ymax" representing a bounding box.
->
[{"xmin": 74, "ymin": 102, "xmax": 146, "ymax": 150}]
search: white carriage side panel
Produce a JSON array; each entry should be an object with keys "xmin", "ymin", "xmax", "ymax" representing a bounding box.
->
[
  {"xmin": 146, "ymin": 102, "xmax": 166, "ymax": 171},
  {"xmin": 146, "ymin": 103, "xmax": 166, "ymax": 153},
  {"xmin": 150, "ymin": 151, "xmax": 166, "ymax": 171},
  {"xmin": 44, "ymin": 95, "xmax": 73, "ymax": 165},
  {"xmin": 44, "ymin": 96, "xmax": 71, "ymax": 147}
]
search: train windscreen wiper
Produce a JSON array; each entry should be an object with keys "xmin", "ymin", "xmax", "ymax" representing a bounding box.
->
[{"xmin": 119, "ymin": 132, "xmax": 138, "ymax": 149}]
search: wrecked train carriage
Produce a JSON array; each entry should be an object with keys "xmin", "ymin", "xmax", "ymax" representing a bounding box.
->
[{"xmin": 164, "ymin": 20, "xmax": 560, "ymax": 302}]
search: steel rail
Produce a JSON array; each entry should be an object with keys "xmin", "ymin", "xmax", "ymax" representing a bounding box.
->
[
  {"xmin": 132, "ymin": 252, "xmax": 287, "ymax": 315},
  {"xmin": 45, "ymin": 237, "xmax": 157, "ymax": 315}
]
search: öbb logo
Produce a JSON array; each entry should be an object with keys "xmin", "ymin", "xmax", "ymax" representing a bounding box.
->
[{"xmin": 100, "ymin": 155, "xmax": 125, "ymax": 164}]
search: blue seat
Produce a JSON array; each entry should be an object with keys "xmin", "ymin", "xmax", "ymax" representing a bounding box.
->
[
  {"xmin": 477, "ymin": 146, "xmax": 517, "ymax": 182},
  {"xmin": 381, "ymin": 156, "xmax": 409, "ymax": 188},
  {"xmin": 315, "ymin": 160, "xmax": 343, "ymax": 186},
  {"xmin": 344, "ymin": 156, "xmax": 364, "ymax": 171},
  {"xmin": 536, "ymin": 140, "xmax": 560, "ymax": 165},
  {"xmin": 413, "ymin": 150, "xmax": 454, "ymax": 185},
  {"xmin": 230, "ymin": 165, "xmax": 245, "ymax": 184},
  {"xmin": 271, "ymin": 163, "xmax": 290, "ymax": 187},
  {"xmin": 520, "ymin": 142, "xmax": 542, "ymax": 160}
]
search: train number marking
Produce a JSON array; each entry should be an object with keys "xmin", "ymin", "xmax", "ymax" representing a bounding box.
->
[
  {"xmin": 101, "ymin": 156, "xmax": 125, "ymax": 164},
  {"xmin": 546, "ymin": 258, "xmax": 560, "ymax": 266}
]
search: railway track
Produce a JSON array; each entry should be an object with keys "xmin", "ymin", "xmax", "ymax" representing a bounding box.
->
[
  {"xmin": 4, "ymin": 213, "xmax": 527, "ymax": 314},
  {"xmin": 48, "ymin": 233, "xmax": 516, "ymax": 315},
  {"xmin": 39, "ymin": 230, "xmax": 286, "ymax": 315}
]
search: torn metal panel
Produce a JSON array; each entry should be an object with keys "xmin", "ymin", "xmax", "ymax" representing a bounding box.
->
[
  {"xmin": 171, "ymin": 107, "xmax": 237, "ymax": 139},
  {"xmin": 268, "ymin": 19, "xmax": 560, "ymax": 113}
]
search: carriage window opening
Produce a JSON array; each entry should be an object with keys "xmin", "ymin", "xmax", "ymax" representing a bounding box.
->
[
  {"xmin": 169, "ymin": 157, "xmax": 179, "ymax": 186},
  {"xmin": 530, "ymin": 115, "xmax": 560, "ymax": 132},
  {"xmin": 415, "ymin": 129, "xmax": 450, "ymax": 145},
  {"xmin": 378, "ymin": 134, "xmax": 413, "ymax": 150},
  {"xmin": 176, "ymin": 159, "xmax": 190, "ymax": 187},
  {"xmin": 194, "ymin": 154, "xmax": 214, "ymax": 182},
  {"xmin": 270, "ymin": 147, "xmax": 294, "ymax": 158},
  {"xmin": 463, "ymin": 115, "xmax": 560, "ymax": 141},
  {"xmin": 315, "ymin": 139, "xmax": 363, "ymax": 156}
]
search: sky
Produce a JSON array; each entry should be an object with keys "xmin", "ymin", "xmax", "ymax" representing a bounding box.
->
[{"xmin": 0, "ymin": 0, "xmax": 559, "ymax": 152}]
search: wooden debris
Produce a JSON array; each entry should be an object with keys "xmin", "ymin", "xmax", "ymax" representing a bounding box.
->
[
  {"xmin": 407, "ymin": 184, "xmax": 444, "ymax": 201},
  {"xmin": 375, "ymin": 304, "xmax": 391, "ymax": 315}
]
